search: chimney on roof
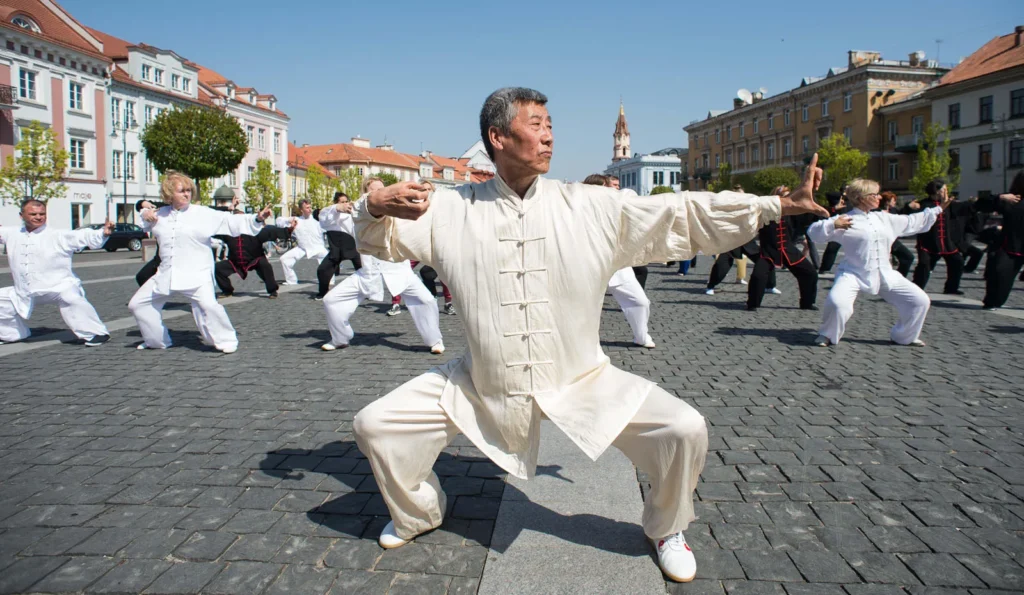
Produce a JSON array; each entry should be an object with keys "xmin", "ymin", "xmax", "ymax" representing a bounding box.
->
[
  {"xmin": 376, "ymin": 143, "xmax": 394, "ymax": 152},
  {"xmin": 733, "ymin": 98, "xmax": 744, "ymax": 109},
  {"xmin": 351, "ymin": 136, "xmax": 370, "ymax": 149},
  {"xmin": 302, "ymin": 143, "xmax": 309, "ymax": 148},
  {"xmin": 1016, "ymin": 25, "xmax": 1024, "ymax": 47}
]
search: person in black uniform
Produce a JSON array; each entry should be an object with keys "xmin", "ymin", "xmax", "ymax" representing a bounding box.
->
[
  {"xmin": 817, "ymin": 191, "xmax": 845, "ymax": 274},
  {"xmin": 908, "ymin": 178, "xmax": 973, "ymax": 294},
  {"xmin": 214, "ymin": 216, "xmax": 296, "ymax": 299},
  {"xmin": 978, "ymin": 172, "xmax": 1024, "ymax": 310},
  {"xmin": 959, "ymin": 197, "xmax": 988, "ymax": 274},
  {"xmin": 747, "ymin": 186, "xmax": 820, "ymax": 311},
  {"xmin": 705, "ymin": 240, "xmax": 758, "ymax": 294},
  {"xmin": 876, "ymin": 191, "xmax": 915, "ymax": 276},
  {"xmin": 314, "ymin": 192, "xmax": 362, "ymax": 300}
]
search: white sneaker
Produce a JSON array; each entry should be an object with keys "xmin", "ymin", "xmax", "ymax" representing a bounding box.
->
[
  {"xmin": 704, "ymin": 288, "xmax": 715, "ymax": 295},
  {"xmin": 766, "ymin": 287, "xmax": 782, "ymax": 295},
  {"xmin": 431, "ymin": 341, "xmax": 445, "ymax": 355},
  {"xmin": 136, "ymin": 343, "xmax": 151, "ymax": 350},
  {"xmin": 220, "ymin": 345, "xmax": 238, "ymax": 354},
  {"xmin": 814, "ymin": 335, "xmax": 832, "ymax": 347},
  {"xmin": 901, "ymin": 339, "xmax": 926, "ymax": 347},
  {"xmin": 739, "ymin": 279, "xmax": 748, "ymax": 285},
  {"xmin": 637, "ymin": 336, "xmax": 656, "ymax": 349},
  {"xmin": 321, "ymin": 342, "xmax": 348, "ymax": 352},
  {"xmin": 653, "ymin": 532, "xmax": 696, "ymax": 583},
  {"xmin": 378, "ymin": 520, "xmax": 410, "ymax": 549},
  {"xmin": 387, "ymin": 304, "xmax": 402, "ymax": 316}
]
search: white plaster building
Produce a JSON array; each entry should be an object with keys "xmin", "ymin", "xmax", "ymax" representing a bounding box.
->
[{"xmin": 604, "ymin": 148, "xmax": 687, "ymax": 195}]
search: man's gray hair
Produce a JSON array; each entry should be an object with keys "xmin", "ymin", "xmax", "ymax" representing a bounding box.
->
[
  {"xmin": 479, "ymin": 87, "xmax": 548, "ymax": 159},
  {"xmin": 298, "ymin": 198, "xmax": 312, "ymax": 208}
]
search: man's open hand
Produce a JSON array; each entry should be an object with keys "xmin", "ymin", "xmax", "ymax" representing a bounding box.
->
[
  {"xmin": 256, "ymin": 206, "xmax": 273, "ymax": 222},
  {"xmin": 779, "ymin": 153, "xmax": 829, "ymax": 218},
  {"xmin": 366, "ymin": 181, "xmax": 431, "ymax": 220}
]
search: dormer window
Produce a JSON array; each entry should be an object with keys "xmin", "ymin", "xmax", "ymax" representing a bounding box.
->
[
  {"xmin": 141, "ymin": 64, "xmax": 152, "ymax": 81},
  {"xmin": 182, "ymin": 78, "xmax": 190, "ymax": 92},
  {"xmin": 11, "ymin": 15, "xmax": 41, "ymax": 34},
  {"xmin": 171, "ymin": 74, "xmax": 180, "ymax": 89},
  {"xmin": 249, "ymin": 92, "xmax": 255, "ymax": 104},
  {"xmin": 419, "ymin": 164, "xmax": 432, "ymax": 179},
  {"xmin": 269, "ymin": 99, "xmax": 276, "ymax": 111}
]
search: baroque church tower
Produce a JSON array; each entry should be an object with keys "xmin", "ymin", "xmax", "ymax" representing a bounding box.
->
[{"xmin": 612, "ymin": 101, "xmax": 631, "ymax": 162}]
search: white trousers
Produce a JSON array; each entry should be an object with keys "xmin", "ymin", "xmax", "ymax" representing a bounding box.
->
[
  {"xmin": 609, "ymin": 274, "xmax": 651, "ymax": 345},
  {"xmin": 281, "ymin": 247, "xmax": 328, "ymax": 284},
  {"xmin": 129, "ymin": 279, "xmax": 238, "ymax": 350},
  {"xmin": 0, "ymin": 286, "xmax": 107, "ymax": 342},
  {"xmin": 323, "ymin": 273, "xmax": 442, "ymax": 348},
  {"xmin": 354, "ymin": 374, "xmax": 707, "ymax": 541},
  {"xmin": 819, "ymin": 273, "xmax": 930, "ymax": 345}
]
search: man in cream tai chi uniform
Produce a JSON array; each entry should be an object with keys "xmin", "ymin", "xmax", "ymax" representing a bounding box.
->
[
  {"xmin": 351, "ymin": 88, "xmax": 827, "ymax": 582},
  {"xmin": 130, "ymin": 172, "xmax": 272, "ymax": 354},
  {"xmin": 0, "ymin": 200, "xmax": 114, "ymax": 346},
  {"xmin": 280, "ymin": 199, "xmax": 329, "ymax": 285},
  {"xmin": 321, "ymin": 177, "xmax": 444, "ymax": 354},
  {"xmin": 807, "ymin": 178, "xmax": 949, "ymax": 347}
]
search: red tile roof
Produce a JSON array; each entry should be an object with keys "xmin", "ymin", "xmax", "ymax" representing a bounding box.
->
[
  {"xmin": 293, "ymin": 142, "xmax": 494, "ymax": 185},
  {"xmin": 937, "ymin": 28, "xmax": 1024, "ymax": 88},
  {"xmin": 0, "ymin": 0, "xmax": 109, "ymax": 62}
]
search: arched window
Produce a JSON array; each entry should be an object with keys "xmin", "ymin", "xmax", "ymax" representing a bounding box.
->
[{"xmin": 11, "ymin": 15, "xmax": 41, "ymax": 33}]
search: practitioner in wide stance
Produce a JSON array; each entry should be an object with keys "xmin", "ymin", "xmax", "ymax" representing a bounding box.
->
[
  {"xmin": 215, "ymin": 216, "xmax": 296, "ymax": 299},
  {"xmin": 320, "ymin": 177, "xmax": 445, "ymax": 353},
  {"xmin": 583, "ymin": 174, "xmax": 655, "ymax": 348},
  {"xmin": 315, "ymin": 192, "xmax": 361, "ymax": 300},
  {"xmin": 807, "ymin": 178, "xmax": 950, "ymax": 347},
  {"xmin": 351, "ymin": 88, "xmax": 827, "ymax": 583},
  {"xmin": 130, "ymin": 172, "xmax": 272, "ymax": 353},
  {"xmin": 280, "ymin": 199, "xmax": 329, "ymax": 285},
  {"xmin": 978, "ymin": 172, "xmax": 1024, "ymax": 310},
  {"xmin": 0, "ymin": 200, "xmax": 113, "ymax": 346},
  {"xmin": 747, "ymin": 186, "xmax": 820, "ymax": 311},
  {"xmin": 908, "ymin": 178, "xmax": 973, "ymax": 294}
]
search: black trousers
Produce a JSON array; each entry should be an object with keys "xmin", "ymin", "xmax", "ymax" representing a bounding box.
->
[
  {"xmin": 136, "ymin": 253, "xmax": 160, "ymax": 286},
  {"xmin": 631, "ymin": 266, "xmax": 649, "ymax": 290},
  {"xmin": 912, "ymin": 249, "xmax": 964, "ymax": 293},
  {"xmin": 748, "ymin": 257, "xmax": 818, "ymax": 310},
  {"xmin": 962, "ymin": 244, "xmax": 985, "ymax": 273},
  {"xmin": 982, "ymin": 249, "xmax": 1024, "ymax": 308},
  {"xmin": 215, "ymin": 257, "xmax": 279, "ymax": 296},
  {"xmin": 818, "ymin": 242, "xmax": 841, "ymax": 273},
  {"xmin": 892, "ymin": 241, "xmax": 915, "ymax": 277}
]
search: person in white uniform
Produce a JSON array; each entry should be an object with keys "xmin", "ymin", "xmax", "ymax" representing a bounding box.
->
[
  {"xmin": 350, "ymin": 88, "xmax": 828, "ymax": 583},
  {"xmin": 0, "ymin": 199, "xmax": 113, "ymax": 346},
  {"xmin": 807, "ymin": 178, "xmax": 950, "ymax": 347},
  {"xmin": 320, "ymin": 177, "xmax": 445, "ymax": 354},
  {"xmin": 130, "ymin": 172, "xmax": 272, "ymax": 354},
  {"xmin": 279, "ymin": 199, "xmax": 329, "ymax": 285},
  {"xmin": 583, "ymin": 174, "xmax": 655, "ymax": 348}
]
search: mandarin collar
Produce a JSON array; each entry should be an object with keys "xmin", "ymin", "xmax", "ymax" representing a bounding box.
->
[{"xmin": 494, "ymin": 174, "xmax": 542, "ymax": 213}]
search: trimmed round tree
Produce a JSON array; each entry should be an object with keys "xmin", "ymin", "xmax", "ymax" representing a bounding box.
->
[{"xmin": 140, "ymin": 105, "xmax": 248, "ymax": 189}]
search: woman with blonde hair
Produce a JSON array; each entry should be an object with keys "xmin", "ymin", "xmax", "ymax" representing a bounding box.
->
[
  {"xmin": 807, "ymin": 178, "xmax": 951, "ymax": 347},
  {"xmin": 131, "ymin": 171, "xmax": 272, "ymax": 353}
]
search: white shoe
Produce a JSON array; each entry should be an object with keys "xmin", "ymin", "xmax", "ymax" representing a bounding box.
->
[
  {"xmin": 814, "ymin": 335, "xmax": 832, "ymax": 347},
  {"xmin": 378, "ymin": 520, "xmax": 410, "ymax": 549},
  {"xmin": 280, "ymin": 281, "xmax": 295, "ymax": 286},
  {"xmin": 738, "ymin": 279, "xmax": 748, "ymax": 285},
  {"xmin": 636, "ymin": 336, "xmax": 656, "ymax": 349},
  {"xmin": 900, "ymin": 339, "xmax": 926, "ymax": 347},
  {"xmin": 653, "ymin": 532, "xmax": 696, "ymax": 583},
  {"xmin": 704, "ymin": 288, "xmax": 715, "ymax": 295},
  {"xmin": 220, "ymin": 345, "xmax": 238, "ymax": 354},
  {"xmin": 431, "ymin": 341, "xmax": 445, "ymax": 355},
  {"xmin": 387, "ymin": 304, "xmax": 402, "ymax": 316},
  {"xmin": 136, "ymin": 343, "xmax": 151, "ymax": 350},
  {"xmin": 321, "ymin": 342, "xmax": 348, "ymax": 351},
  {"xmin": 766, "ymin": 287, "xmax": 782, "ymax": 295}
]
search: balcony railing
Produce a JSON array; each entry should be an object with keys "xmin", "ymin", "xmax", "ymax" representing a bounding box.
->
[
  {"xmin": 0, "ymin": 84, "xmax": 17, "ymax": 109},
  {"xmin": 895, "ymin": 133, "xmax": 924, "ymax": 152}
]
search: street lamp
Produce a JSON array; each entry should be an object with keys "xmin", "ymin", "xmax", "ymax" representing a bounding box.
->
[
  {"xmin": 111, "ymin": 118, "xmax": 139, "ymax": 223},
  {"xmin": 990, "ymin": 114, "xmax": 1021, "ymax": 194}
]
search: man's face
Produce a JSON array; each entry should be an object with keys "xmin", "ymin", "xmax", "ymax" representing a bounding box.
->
[
  {"xmin": 493, "ymin": 102, "xmax": 553, "ymax": 175},
  {"xmin": 301, "ymin": 202, "xmax": 313, "ymax": 217},
  {"xmin": 607, "ymin": 177, "xmax": 620, "ymax": 190},
  {"xmin": 170, "ymin": 181, "xmax": 192, "ymax": 209},
  {"xmin": 21, "ymin": 203, "xmax": 46, "ymax": 231}
]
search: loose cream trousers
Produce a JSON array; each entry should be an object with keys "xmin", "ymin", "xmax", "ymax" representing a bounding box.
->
[
  {"xmin": 0, "ymin": 286, "xmax": 108, "ymax": 342},
  {"xmin": 354, "ymin": 370, "xmax": 708, "ymax": 541},
  {"xmin": 280, "ymin": 246, "xmax": 329, "ymax": 284},
  {"xmin": 129, "ymin": 278, "xmax": 238, "ymax": 351},
  {"xmin": 323, "ymin": 272, "xmax": 442, "ymax": 348},
  {"xmin": 819, "ymin": 272, "xmax": 930, "ymax": 345},
  {"xmin": 608, "ymin": 273, "xmax": 652, "ymax": 345}
]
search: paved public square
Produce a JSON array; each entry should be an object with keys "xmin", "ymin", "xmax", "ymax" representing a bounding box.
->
[{"xmin": 0, "ymin": 250, "xmax": 1022, "ymax": 594}]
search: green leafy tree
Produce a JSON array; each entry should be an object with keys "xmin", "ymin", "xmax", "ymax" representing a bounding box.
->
[
  {"xmin": 650, "ymin": 185, "xmax": 675, "ymax": 195},
  {"xmin": 377, "ymin": 172, "xmax": 400, "ymax": 186},
  {"xmin": 816, "ymin": 134, "xmax": 868, "ymax": 199},
  {"xmin": 243, "ymin": 158, "xmax": 282, "ymax": 210},
  {"xmin": 305, "ymin": 163, "xmax": 334, "ymax": 210},
  {"xmin": 197, "ymin": 178, "xmax": 214, "ymax": 206},
  {"xmin": 751, "ymin": 167, "xmax": 801, "ymax": 196},
  {"xmin": 707, "ymin": 162, "xmax": 732, "ymax": 192},
  {"xmin": 910, "ymin": 123, "xmax": 960, "ymax": 199},
  {"xmin": 140, "ymin": 105, "xmax": 248, "ymax": 188},
  {"xmin": 335, "ymin": 167, "xmax": 363, "ymax": 201},
  {"xmin": 0, "ymin": 121, "xmax": 68, "ymax": 204}
]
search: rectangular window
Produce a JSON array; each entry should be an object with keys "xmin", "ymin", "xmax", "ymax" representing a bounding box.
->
[
  {"xmin": 950, "ymin": 148, "xmax": 960, "ymax": 171},
  {"xmin": 145, "ymin": 159, "xmax": 155, "ymax": 183},
  {"xmin": 979, "ymin": 95, "xmax": 993, "ymax": 124},
  {"xmin": 784, "ymin": 109, "xmax": 791, "ymax": 126},
  {"xmin": 843, "ymin": 126, "xmax": 852, "ymax": 142},
  {"xmin": 843, "ymin": 92, "xmax": 852, "ymax": 112},
  {"xmin": 182, "ymin": 78, "xmax": 191, "ymax": 92},
  {"xmin": 949, "ymin": 103, "xmax": 961, "ymax": 129},
  {"xmin": 19, "ymin": 69, "xmax": 36, "ymax": 100},
  {"xmin": 144, "ymin": 105, "xmax": 154, "ymax": 125},
  {"xmin": 738, "ymin": 147, "xmax": 746, "ymax": 165},
  {"xmin": 228, "ymin": 171, "xmax": 237, "ymax": 186},
  {"xmin": 258, "ymin": 128, "xmax": 265, "ymax": 150},
  {"xmin": 887, "ymin": 121, "xmax": 898, "ymax": 141},
  {"xmin": 171, "ymin": 74, "xmax": 180, "ymax": 89},
  {"xmin": 273, "ymin": 132, "xmax": 281, "ymax": 153},
  {"xmin": 801, "ymin": 104, "xmax": 809, "ymax": 122},
  {"xmin": 802, "ymin": 136, "xmax": 809, "ymax": 153},
  {"xmin": 703, "ymin": 132, "xmax": 708, "ymax": 146},
  {"xmin": 715, "ymin": 154, "xmax": 720, "ymax": 168},
  {"xmin": 1011, "ymin": 89, "xmax": 1024, "ymax": 118},
  {"xmin": 110, "ymin": 98, "xmax": 121, "ymax": 127},
  {"xmin": 142, "ymin": 64, "xmax": 151, "ymax": 80},
  {"xmin": 69, "ymin": 138, "xmax": 86, "ymax": 169},
  {"xmin": 726, "ymin": 125, "xmax": 732, "ymax": 140},
  {"xmin": 653, "ymin": 171, "xmax": 664, "ymax": 185},
  {"xmin": 767, "ymin": 112, "xmax": 774, "ymax": 130},
  {"xmin": 1010, "ymin": 139, "xmax": 1023, "ymax": 167},
  {"xmin": 246, "ymin": 126, "xmax": 254, "ymax": 147},
  {"xmin": 725, "ymin": 149, "xmax": 732, "ymax": 165},
  {"xmin": 247, "ymin": 166, "xmax": 255, "ymax": 181},
  {"xmin": 714, "ymin": 129, "xmax": 720, "ymax": 143},
  {"xmin": 68, "ymin": 81, "xmax": 83, "ymax": 111},
  {"xmin": 125, "ymin": 152, "xmax": 136, "ymax": 180},
  {"xmin": 821, "ymin": 97, "xmax": 829, "ymax": 117},
  {"xmin": 888, "ymin": 159, "xmax": 899, "ymax": 181},
  {"xmin": 766, "ymin": 141, "xmax": 775, "ymax": 160},
  {"xmin": 739, "ymin": 121, "xmax": 745, "ymax": 138},
  {"xmin": 751, "ymin": 145, "xmax": 760, "ymax": 162},
  {"xmin": 753, "ymin": 117, "xmax": 758, "ymax": 133},
  {"xmin": 112, "ymin": 150, "xmax": 123, "ymax": 179},
  {"xmin": 912, "ymin": 115, "xmax": 924, "ymax": 136},
  {"xmin": 783, "ymin": 137, "xmax": 791, "ymax": 157},
  {"xmin": 978, "ymin": 143, "xmax": 992, "ymax": 169},
  {"xmin": 154, "ymin": 68, "xmax": 163, "ymax": 84},
  {"xmin": 124, "ymin": 100, "xmax": 136, "ymax": 128}
]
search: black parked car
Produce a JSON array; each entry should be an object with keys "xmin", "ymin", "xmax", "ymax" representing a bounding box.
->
[{"xmin": 78, "ymin": 223, "xmax": 148, "ymax": 252}]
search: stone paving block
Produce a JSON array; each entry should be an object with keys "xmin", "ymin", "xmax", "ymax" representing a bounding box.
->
[
  {"xmin": 87, "ymin": 559, "xmax": 172, "ymax": 594},
  {"xmin": 29, "ymin": 555, "xmax": 118, "ymax": 593},
  {"xmin": 860, "ymin": 526, "xmax": 930, "ymax": 554},
  {"xmin": 19, "ymin": 526, "xmax": 97, "ymax": 556},
  {"xmin": 220, "ymin": 509, "xmax": 283, "ymax": 534},
  {"xmin": 721, "ymin": 581, "xmax": 787, "ymax": 594},
  {"xmin": 712, "ymin": 524, "xmax": 772, "ymax": 550},
  {"xmin": 734, "ymin": 550, "xmax": 804, "ymax": 582},
  {"xmin": 955, "ymin": 554, "xmax": 1024, "ymax": 591},
  {"xmin": 119, "ymin": 529, "xmax": 191, "ymax": 559},
  {"xmin": 781, "ymin": 585, "xmax": 846, "ymax": 595},
  {"xmin": 264, "ymin": 564, "xmax": 338, "ymax": 595},
  {"xmin": 142, "ymin": 561, "xmax": 223, "ymax": 594},
  {"xmin": 66, "ymin": 527, "xmax": 139, "ymax": 556},
  {"xmin": 386, "ymin": 573, "xmax": 452, "ymax": 594},
  {"xmin": 272, "ymin": 535, "xmax": 335, "ymax": 564},
  {"xmin": 174, "ymin": 531, "xmax": 238, "ymax": 561},
  {"xmin": 841, "ymin": 551, "xmax": 920, "ymax": 585},
  {"xmin": 0, "ymin": 555, "xmax": 69, "ymax": 594},
  {"xmin": 909, "ymin": 526, "xmax": 989, "ymax": 554},
  {"xmin": 786, "ymin": 550, "xmax": 860, "ymax": 583},
  {"xmin": 900, "ymin": 553, "xmax": 986, "ymax": 588},
  {"xmin": 328, "ymin": 570, "xmax": 395, "ymax": 594},
  {"xmin": 322, "ymin": 539, "xmax": 382, "ymax": 570},
  {"xmin": 203, "ymin": 561, "xmax": 284, "ymax": 595}
]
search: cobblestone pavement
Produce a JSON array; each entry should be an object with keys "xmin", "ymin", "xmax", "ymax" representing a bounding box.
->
[{"xmin": 0, "ymin": 254, "xmax": 1022, "ymax": 594}]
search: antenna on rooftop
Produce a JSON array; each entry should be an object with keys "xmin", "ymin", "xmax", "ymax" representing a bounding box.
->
[{"xmin": 935, "ymin": 39, "xmax": 943, "ymax": 63}]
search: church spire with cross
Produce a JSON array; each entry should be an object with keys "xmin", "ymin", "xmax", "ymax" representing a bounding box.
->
[{"xmin": 612, "ymin": 99, "xmax": 631, "ymax": 162}]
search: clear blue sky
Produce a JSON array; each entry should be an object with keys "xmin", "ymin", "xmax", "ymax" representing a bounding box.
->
[{"xmin": 63, "ymin": 0, "xmax": 1016, "ymax": 181}]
